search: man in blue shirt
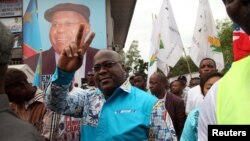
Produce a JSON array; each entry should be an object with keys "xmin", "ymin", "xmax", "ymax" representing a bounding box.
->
[{"xmin": 45, "ymin": 25, "xmax": 177, "ymax": 141}]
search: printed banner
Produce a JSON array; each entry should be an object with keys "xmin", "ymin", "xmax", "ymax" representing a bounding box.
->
[{"xmin": 0, "ymin": 0, "xmax": 22, "ymax": 17}]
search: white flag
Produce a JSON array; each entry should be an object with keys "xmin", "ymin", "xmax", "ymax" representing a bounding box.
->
[
  {"xmin": 190, "ymin": 0, "xmax": 224, "ymax": 71},
  {"xmin": 155, "ymin": 0, "xmax": 184, "ymax": 73},
  {"xmin": 148, "ymin": 15, "xmax": 158, "ymax": 83}
]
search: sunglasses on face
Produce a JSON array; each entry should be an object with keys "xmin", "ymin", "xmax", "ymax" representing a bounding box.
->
[{"xmin": 93, "ymin": 61, "xmax": 120, "ymax": 72}]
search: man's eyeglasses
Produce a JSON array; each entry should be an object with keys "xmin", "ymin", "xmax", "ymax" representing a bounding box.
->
[
  {"xmin": 87, "ymin": 74, "xmax": 94, "ymax": 77},
  {"xmin": 93, "ymin": 61, "xmax": 120, "ymax": 72}
]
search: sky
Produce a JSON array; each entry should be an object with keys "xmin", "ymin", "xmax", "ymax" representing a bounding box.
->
[{"xmin": 124, "ymin": 0, "xmax": 228, "ymax": 61}]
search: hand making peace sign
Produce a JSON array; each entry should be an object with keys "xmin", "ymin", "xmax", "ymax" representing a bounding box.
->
[{"xmin": 58, "ymin": 24, "xmax": 95, "ymax": 72}]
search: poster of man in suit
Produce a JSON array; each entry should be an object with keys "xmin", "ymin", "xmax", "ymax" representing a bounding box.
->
[{"xmin": 23, "ymin": 0, "xmax": 107, "ymax": 89}]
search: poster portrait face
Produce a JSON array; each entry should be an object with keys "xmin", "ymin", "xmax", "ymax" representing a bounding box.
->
[
  {"xmin": 49, "ymin": 11, "xmax": 90, "ymax": 54},
  {"xmin": 23, "ymin": 0, "xmax": 107, "ymax": 51}
]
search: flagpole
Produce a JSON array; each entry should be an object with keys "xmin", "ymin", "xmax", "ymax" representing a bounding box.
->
[
  {"xmin": 182, "ymin": 47, "xmax": 192, "ymax": 78},
  {"xmin": 39, "ymin": 48, "xmax": 42, "ymax": 89}
]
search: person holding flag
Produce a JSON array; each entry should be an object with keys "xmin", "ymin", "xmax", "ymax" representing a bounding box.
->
[{"xmin": 198, "ymin": 0, "xmax": 250, "ymax": 140}]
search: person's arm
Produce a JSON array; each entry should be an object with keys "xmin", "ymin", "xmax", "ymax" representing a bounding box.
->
[
  {"xmin": 180, "ymin": 109, "xmax": 199, "ymax": 141},
  {"xmin": 45, "ymin": 68, "xmax": 94, "ymax": 117},
  {"xmin": 185, "ymin": 89, "xmax": 192, "ymax": 114},
  {"xmin": 175, "ymin": 99, "xmax": 186, "ymax": 139},
  {"xmin": 149, "ymin": 100, "xmax": 177, "ymax": 141},
  {"xmin": 198, "ymin": 82, "xmax": 218, "ymax": 141},
  {"xmin": 45, "ymin": 25, "xmax": 95, "ymax": 116},
  {"xmin": 41, "ymin": 109, "xmax": 61, "ymax": 141}
]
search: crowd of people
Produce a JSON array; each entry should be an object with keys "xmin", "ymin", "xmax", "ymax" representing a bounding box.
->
[{"xmin": 0, "ymin": 0, "xmax": 249, "ymax": 141}]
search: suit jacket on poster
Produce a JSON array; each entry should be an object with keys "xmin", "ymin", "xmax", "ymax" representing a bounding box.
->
[
  {"xmin": 165, "ymin": 92, "xmax": 186, "ymax": 140},
  {"xmin": 24, "ymin": 47, "xmax": 98, "ymax": 77}
]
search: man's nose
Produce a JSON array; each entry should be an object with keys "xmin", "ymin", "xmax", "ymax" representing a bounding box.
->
[
  {"xmin": 56, "ymin": 25, "xmax": 67, "ymax": 32},
  {"xmin": 203, "ymin": 66, "xmax": 210, "ymax": 71},
  {"xmin": 98, "ymin": 66, "xmax": 108, "ymax": 74}
]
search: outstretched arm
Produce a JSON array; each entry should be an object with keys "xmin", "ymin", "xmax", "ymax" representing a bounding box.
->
[
  {"xmin": 45, "ymin": 24, "xmax": 95, "ymax": 116},
  {"xmin": 58, "ymin": 24, "xmax": 95, "ymax": 72}
]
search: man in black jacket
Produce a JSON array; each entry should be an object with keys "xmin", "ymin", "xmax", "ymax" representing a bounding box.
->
[{"xmin": 0, "ymin": 22, "xmax": 43, "ymax": 141}]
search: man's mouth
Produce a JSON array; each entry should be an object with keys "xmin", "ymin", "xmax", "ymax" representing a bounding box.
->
[
  {"xmin": 99, "ymin": 77, "xmax": 111, "ymax": 85},
  {"xmin": 56, "ymin": 38, "xmax": 68, "ymax": 43}
]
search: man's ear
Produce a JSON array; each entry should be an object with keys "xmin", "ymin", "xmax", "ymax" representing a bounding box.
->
[
  {"xmin": 121, "ymin": 63, "xmax": 126, "ymax": 71},
  {"xmin": 198, "ymin": 68, "xmax": 202, "ymax": 74},
  {"xmin": 121, "ymin": 63, "xmax": 128, "ymax": 76}
]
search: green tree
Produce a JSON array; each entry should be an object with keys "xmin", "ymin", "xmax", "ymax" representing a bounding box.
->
[
  {"xmin": 168, "ymin": 56, "xmax": 198, "ymax": 77},
  {"xmin": 118, "ymin": 49, "xmax": 126, "ymax": 63},
  {"xmin": 125, "ymin": 40, "xmax": 141, "ymax": 74},
  {"xmin": 216, "ymin": 19, "xmax": 233, "ymax": 73},
  {"xmin": 133, "ymin": 59, "xmax": 148, "ymax": 74}
]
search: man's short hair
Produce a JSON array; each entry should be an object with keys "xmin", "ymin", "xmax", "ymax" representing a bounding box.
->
[
  {"xmin": 199, "ymin": 58, "xmax": 217, "ymax": 69},
  {"xmin": 178, "ymin": 75, "xmax": 187, "ymax": 83},
  {"xmin": 154, "ymin": 72, "xmax": 167, "ymax": 84},
  {"xmin": 0, "ymin": 22, "xmax": 14, "ymax": 65},
  {"xmin": 5, "ymin": 68, "xmax": 28, "ymax": 86},
  {"xmin": 134, "ymin": 72, "xmax": 147, "ymax": 81},
  {"xmin": 44, "ymin": 3, "xmax": 90, "ymax": 22},
  {"xmin": 171, "ymin": 79, "xmax": 185, "ymax": 87}
]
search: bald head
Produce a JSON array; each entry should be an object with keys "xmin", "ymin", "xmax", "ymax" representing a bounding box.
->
[
  {"xmin": 149, "ymin": 72, "xmax": 167, "ymax": 99},
  {"xmin": 94, "ymin": 49, "xmax": 121, "ymax": 63},
  {"xmin": 151, "ymin": 72, "xmax": 167, "ymax": 84}
]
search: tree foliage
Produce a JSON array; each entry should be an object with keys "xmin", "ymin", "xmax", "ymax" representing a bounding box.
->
[
  {"xmin": 122, "ymin": 40, "xmax": 143, "ymax": 74},
  {"xmin": 118, "ymin": 49, "xmax": 126, "ymax": 63},
  {"xmin": 133, "ymin": 59, "xmax": 148, "ymax": 74},
  {"xmin": 168, "ymin": 56, "xmax": 198, "ymax": 77},
  {"xmin": 216, "ymin": 19, "xmax": 233, "ymax": 73},
  {"xmin": 126, "ymin": 40, "xmax": 141, "ymax": 67}
]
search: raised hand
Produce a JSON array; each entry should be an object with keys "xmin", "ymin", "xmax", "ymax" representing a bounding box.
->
[{"xmin": 58, "ymin": 24, "xmax": 95, "ymax": 72}]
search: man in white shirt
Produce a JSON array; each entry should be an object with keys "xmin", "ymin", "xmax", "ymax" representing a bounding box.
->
[
  {"xmin": 185, "ymin": 58, "xmax": 217, "ymax": 114},
  {"xmin": 198, "ymin": 1, "xmax": 250, "ymax": 140}
]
